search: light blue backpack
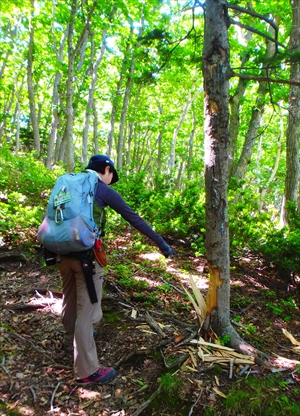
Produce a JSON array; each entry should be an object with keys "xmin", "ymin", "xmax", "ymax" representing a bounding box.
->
[{"xmin": 37, "ymin": 170, "xmax": 99, "ymax": 254}]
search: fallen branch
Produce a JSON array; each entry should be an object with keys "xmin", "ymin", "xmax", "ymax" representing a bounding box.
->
[
  {"xmin": 0, "ymin": 303, "xmax": 47, "ymax": 310},
  {"xmin": 144, "ymin": 311, "xmax": 167, "ymax": 338},
  {"xmin": 114, "ymin": 335, "xmax": 177, "ymax": 369},
  {"xmin": 29, "ymin": 386, "xmax": 37, "ymax": 403}
]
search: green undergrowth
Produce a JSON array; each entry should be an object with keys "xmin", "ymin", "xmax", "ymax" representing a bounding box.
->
[
  {"xmin": 209, "ymin": 374, "xmax": 300, "ymax": 416},
  {"xmin": 148, "ymin": 372, "xmax": 192, "ymax": 415},
  {"xmin": 0, "ymin": 401, "xmax": 25, "ymax": 416}
]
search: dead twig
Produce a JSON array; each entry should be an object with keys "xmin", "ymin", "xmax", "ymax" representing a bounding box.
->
[
  {"xmin": 150, "ymin": 310, "xmax": 197, "ymax": 330},
  {"xmin": 187, "ymin": 388, "xmax": 203, "ymax": 416},
  {"xmin": 29, "ymin": 386, "xmax": 37, "ymax": 403},
  {"xmin": 0, "ymin": 356, "xmax": 11, "ymax": 376},
  {"xmin": 159, "ymin": 275, "xmax": 185, "ymax": 295},
  {"xmin": 131, "ymin": 382, "xmax": 163, "ymax": 416},
  {"xmin": 50, "ymin": 381, "xmax": 61, "ymax": 414}
]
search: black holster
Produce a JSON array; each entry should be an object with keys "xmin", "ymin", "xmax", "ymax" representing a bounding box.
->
[{"xmin": 75, "ymin": 250, "xmax": 98, "ymax": 304}]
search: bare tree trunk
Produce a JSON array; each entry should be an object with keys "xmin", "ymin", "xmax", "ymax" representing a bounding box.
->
[
  {"xmin": 46, "ymin": 19, "xmax": 68, "ymax": 169},
  {"xmin": 106, "ymin": 33, "xmax": 133, "ymax": 157},
  {"xmin": 92, "ymin": 99, "xmax": 99, "ymax": 154},
  {"xmin": 46, "ymin": 71, "xmax": 62, "ymax": 168},
  {"xmin": 228, "ymin": 77, "xmax": 247, "ymax": 177},
  {"xmin": 202, "ymin": 0, "xmax": 231, "ymax": 338},
  {"xmin": 14, "ymin": 100, "xmax": 21, "ymax": 153},
  {"xmin": 81, "ymin": 28, "xmax": 106, "ymax": 166},
  {"xmin": 169, "ymin": 85, "xmax": 201, "ymax": 173},
  {"xmin": 232, "ymin": 26, "xmax": 276, "ymax": 180},
  {"xmin": 280, "ymin": 0, "xmax": 300, "ymax": 225},
  {"xmin": 232, "ymin": 82, "xmax": 266, "ymax": 179},
  {"xmin": 228, "ymin": 25, "xmax": 253, "ymax": 177},
  {"xmin": 187, "ymin": 109, "xmax": 196, "ymax": 180},
  {"xmin": 117, "ymin": 16, "xmax": 144, "ymax": 171},
  {"xmin": 259, "ymin": 109, "xmax": 284, "ymax": 209},
  {"xmin": 82, "ymin": 7, "xmax": 116, "ymax": 165},
  {"xmin": 64, "ymin": 0, "xmax": 96, "ymax": 172},
  {"xmin": 27, "ymin": 0, "xmax": 40, "ymax": 156},
  {"xmin": 0, "ymin": 93, "xmax": 14, "ymax": 143}
]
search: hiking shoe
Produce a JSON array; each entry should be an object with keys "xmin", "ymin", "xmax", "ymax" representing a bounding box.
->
[{"xmin": 76, "ymin": 367, "xmax": 116, "ymax": 385}]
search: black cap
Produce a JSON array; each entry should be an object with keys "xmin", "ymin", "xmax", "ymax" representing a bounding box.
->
[{"xmin": 86, "ymin": 154, "xmax": 119, "ymax": 184}]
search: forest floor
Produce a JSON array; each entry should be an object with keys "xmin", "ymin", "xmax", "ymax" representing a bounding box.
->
[{"xmin": 1, "ymin": 231, "xmax": 300, "ymax": 416}]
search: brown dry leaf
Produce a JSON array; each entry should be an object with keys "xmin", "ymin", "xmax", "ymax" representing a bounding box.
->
[{"xmin": 174, "ymin": 335, "xmax": 185, "ymax": 344}]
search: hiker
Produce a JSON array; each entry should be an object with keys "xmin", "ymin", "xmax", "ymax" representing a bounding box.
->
[{"xmin": 57, "ymin": 154, "xmax": 176, "ymax": 385}]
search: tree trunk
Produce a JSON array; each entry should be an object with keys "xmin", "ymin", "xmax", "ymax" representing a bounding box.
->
[
  {"xmin": 106, "ymin": 34, "xmax": 132, "ymax": 157},
  {"xmin": 280, "ymin": 0, "xmax": 300, "ymax": 225},
  {"xmin": 81, "ymin": 28, "xmax": 106, "ymax": 166},
  {"xmin": 232, "ymin": 26, "xmax": 276, "ymax": 180},
  {"xmin": 202, "ymin": 0, "xmax": 270, "ymax": 362},
  {"xmin": 82, "ymin": 7, "xmax": 116, "ymax": 165},
  {"xmin": 228, "ymin": 77, "xmax": 247, "ymax": 177},
  {"xmin": 232, "ymin": 82, "xmax": 266, "ymax": 179},
  {"xmin": 14, "ymin": 100, "xmax": 21, "ymax": 153},
  {"xmin": 46, "ymin": 71, "xmax": 62, "ymax": 168},
  {"xmin": 202, "ymin": 0, "xmax": 231, "ymax": 338},
  {"xmin": 187, "ymin": 108, "xmax": 196, "ymax": 180},
  {"xmin": 64, "ymin": 0, "xmax": 96, "ymax": 172},
  {"xmin": 259, "ymin": 110, "xmax": 284, "ymax": 209},
  {"xmin": 46, "ymin": 19, "xmax": 68, "ymax": 169},
  {"xmin": 27, "ymin": 0, "xmax": 40, "ymax": 156},
  {"xmin": 169, "ymin": 85, "xmax": 201, "ymax": 173}
]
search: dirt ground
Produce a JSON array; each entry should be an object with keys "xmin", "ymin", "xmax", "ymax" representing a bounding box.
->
[{"xmin": 1, "ymin": 233, "xmax": 300, "ymax": 416}]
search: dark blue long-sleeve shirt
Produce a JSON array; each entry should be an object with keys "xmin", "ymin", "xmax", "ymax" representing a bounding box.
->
[{"xmin": 94, "ymin": 180, "xmax": 165, "ymax": 249}]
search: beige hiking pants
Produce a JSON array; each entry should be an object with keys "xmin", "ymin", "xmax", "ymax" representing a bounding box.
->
[{"xmin": 57, "ymin": 256, "xmax": 104, "ymax": 379}]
